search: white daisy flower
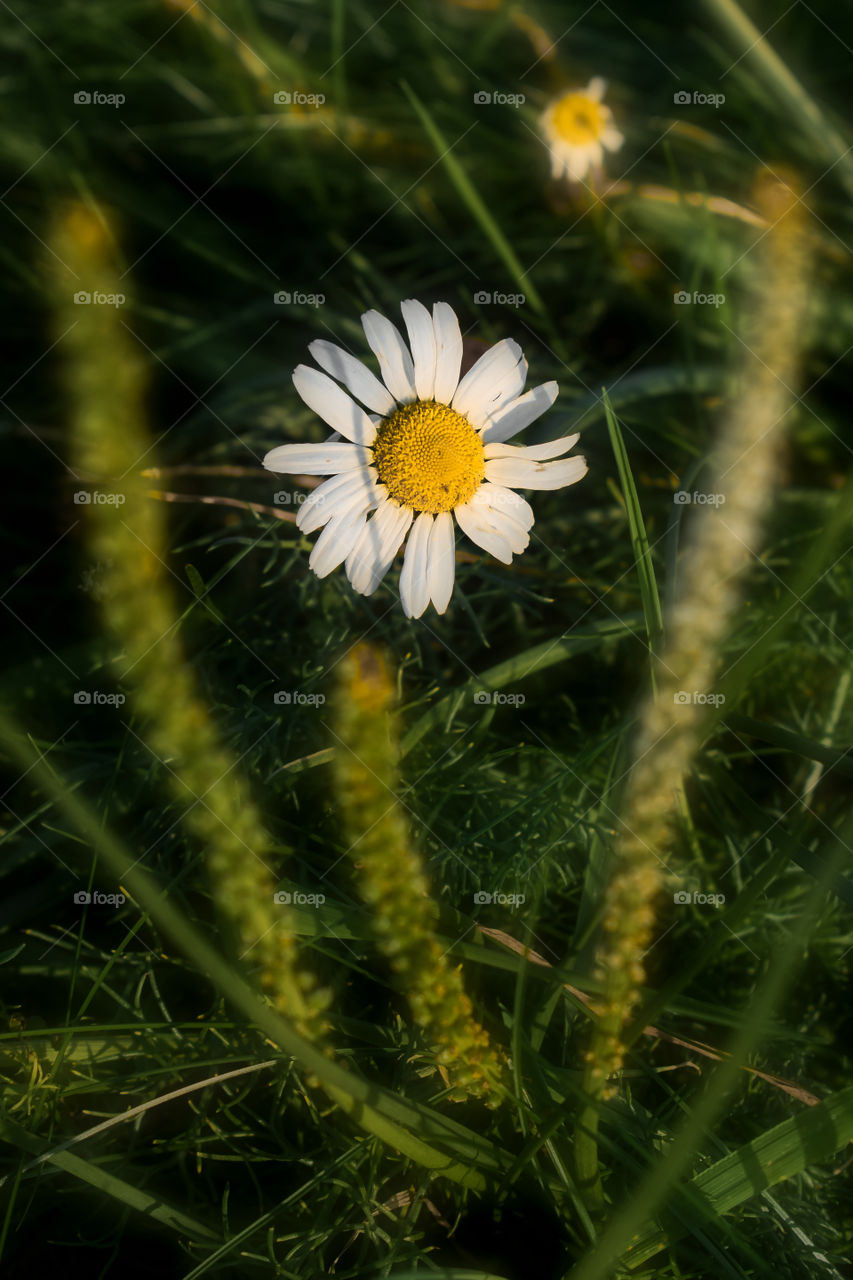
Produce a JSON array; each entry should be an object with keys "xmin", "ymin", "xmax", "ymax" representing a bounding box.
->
[
  {"xmin": 263, "ymin": 300, "xmax": 587, "ymax": 619},
  {"xmin": 539, "ymin": 77, "xmax": 624, "ymax": 184}
]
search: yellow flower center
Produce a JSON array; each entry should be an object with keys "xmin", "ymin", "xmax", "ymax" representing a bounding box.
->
[
  {"xmin": 371, "ymin": 400, "xmax": 484, "ymax": 514},
  {"xmin": 551, "ymin": 92, "xmax": 606, "ymax": 145}
]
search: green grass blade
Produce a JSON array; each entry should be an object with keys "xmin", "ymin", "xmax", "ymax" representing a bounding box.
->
[
  {"xmin": 626, "ymin": 1084, "xmax": 853, "ymax": 1266},
  {"xmin": 724, "ymin": 713, "xmax": 853, "ymax": 779},
  {"xmin": 705, "ymin": 0, "xmax": 853, "ymax": 200},
  {"xmin": 402, "ymin": 82, "xmax": 546, "ymax": 315},
  {"xmin": 567, "ymin": 830, "xmax": 851, "ymax": 1280},
  {"xmin": 602, "ymin": 389, "xmax": 664, "ymax": 658},
  {"xmin": 401, "ymin": 615, "xmax": 643, "ymax": 754},
  {"xmin": 0, "ymin": 1117, "xmax": 219, "ymax": 1243},
  {"xmin": 0, "ymin": 712, "xmax": 516, "ymax": 1194}
]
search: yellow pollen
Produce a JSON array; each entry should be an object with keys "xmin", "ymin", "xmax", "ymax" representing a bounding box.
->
[
  {"xmin": 551, "ymin": 91, "xmax": 606, "ymax": 145},
  {"xmin": 371, "ymin": 400, "xmax": 484, "ymax": 514}
]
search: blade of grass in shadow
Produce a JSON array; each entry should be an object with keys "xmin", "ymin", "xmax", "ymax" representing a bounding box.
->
[
  {"xmin": 625, "ymin": 1083, "xmax": 853, "ymax": 1267},
  {"xmin": 723, "ymin": 713, "xmax": 853, "ymax": 780},
  {"xmin": 563, "ymin": 365, "xmax": 721, "ymax": 435},
  {"xmin": 0, "ymin": 713, "xmax": 518, "ymax": 1196},
  {"xmin": 401, "ymin": 615, "xmax": 642, "ymax": 755},
  {"xmin": 704, "ymin": 0, "xmax": 853, "ymax": 200},
  {"xmin": 402, "ymin": 82, "xmax": 546, "ymax": 316},
  {"xmin": 0, "ymin": 1116, "xmax": 219, "ymax": 1243},
  {"xmin": 603, "ymin": 389, "xmax": 664, "ymax": 663},
  {"xmin": 567, "ymin": 831, "xmax": 851, "ymax": 1280}
]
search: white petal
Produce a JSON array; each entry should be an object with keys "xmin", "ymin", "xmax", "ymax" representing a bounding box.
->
[
  {"xmin": 486, "ymin": 353, "xmax": 528, "ymax": 420},
  {"xmin": 454, "ymin": 497, "xmax": 513, "ymax": 564},
  {"xmin": 263, "ymin": 442, "xmax": 371, "ymax": 474},
  {"xmin": 587, "ymin": 77, "xmax": 606, "ymax": 101},
  {"xmin": 476, "ymin": 482, "xmax": 535, "ymax": 531},
  {"xmin": 562, "ymin": 147, "xmax": 592, "ymax": 181},
  {"xmin": 401, "ymin": 300, "xmax": 437, "ymax": 402},
  {"xmin": 296, "ymin": 467, "xmax": 380, "ymax": 533},
  {"xmin": 361, "ymin": 310, "xmax": 417, "ymax": 404},
  {"xmin": 481, "ymin": 382, "xmax": 559, "ymax": 445},
  {"xmin": 432, "ymin": 302, "xmax": 464, "ymax": 405},
  {"xmin": 399, "ymin": 511, "xmax": 433, "ymax": 619},
  {"xmin": 308, "ymin": 340, "xmax": 397, "ymax": 416},
  {"xmin": 292, "ymin": 366, "xmax": 377, "ymax": 446},
  {"xmin": 484, "ymin": 432, "xmax": 580, "ymax": 462},
  {"xmin": 472, "ymin": 489, "xmax": 530, "ymax": 554},
  {"xmin": 345, "ymin": 499, "xmax": 414, "ymax": 596},
  {"xmin": 602, "ymin": 126, "xmax": 623, "ymax": 152},
  {"xmin": 484, "ymin": 454, "xmax": 588, "ymax": 490},
  {"xmin": 452, "ymin": 339, "xmax": 525, "ymax": 427},
  {"xmin": 428, "ymin": 510, "xmax": 456, "ymax": 614},
  {"xmin": 309, "ymin": 504, "xmax": 372, "ymax": 578}
]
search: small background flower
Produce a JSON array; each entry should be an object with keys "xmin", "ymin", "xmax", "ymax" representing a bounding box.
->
[{"xmin": 539, "ymin": 76, "xmax": 624, "ymax": 184}]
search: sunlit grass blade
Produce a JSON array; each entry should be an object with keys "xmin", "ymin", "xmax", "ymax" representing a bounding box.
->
[
  {"xmin": 602, "ymin": 388, "xmax": 664, "ymax": 659},
  {"xmin": 626, "ymin": 1083, "xmax": 853, "ymax": 1266},
  {"xmin": 402, "ymin": 82, "xmax": 546, "ymax": 316}
]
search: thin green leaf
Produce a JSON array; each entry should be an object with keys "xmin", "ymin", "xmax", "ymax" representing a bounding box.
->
[
  {"xmin": 401, "ymin": 615, "xmax": 643, "ymax": 755},
  {"xmin": 185, "ymin": 562, "xmax": 225, "ymax": 624},
  {"xmin": 402, "ymin": 82, "xmax": 546, "ymax": 315},
  {"xmin": 0, "ymin": 1116, "xmax": 219, "ymax": 1243},
  {"xmin": 626, "ymin": 1084, "xmax": 853, "ymax": 1266},
  {"xmin": 603, "ymin": 389, "xmax": 664, "ymax": 656}
]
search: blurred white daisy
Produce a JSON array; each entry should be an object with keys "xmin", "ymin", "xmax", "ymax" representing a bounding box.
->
[
  {"xmin": 539, "ymin": 77, "xmax": 623, "ymax": 184},
  {"xmin": 264, "ymin": 300, "xmax": 587, "ymax": 619}
]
